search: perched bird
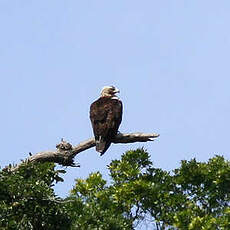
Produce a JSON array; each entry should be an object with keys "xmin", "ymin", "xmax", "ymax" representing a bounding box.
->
[{"xmin": 90, "ymin": 86, "xmax": 123, "ymax": 155}]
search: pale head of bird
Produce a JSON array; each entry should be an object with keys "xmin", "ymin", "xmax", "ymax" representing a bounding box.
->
[{"xmin": 100, "ymin": 86, "xmax": 120, "ymax": 98}]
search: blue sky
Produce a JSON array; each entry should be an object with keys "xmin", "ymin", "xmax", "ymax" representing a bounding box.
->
[{"xmin": 1, "ymin": 0, "xmax": 230, "ymax": 203}]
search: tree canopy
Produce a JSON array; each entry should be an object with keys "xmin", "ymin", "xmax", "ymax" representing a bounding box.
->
[{"xmin": 1, "ymin": 149, "xmax": 230, "ymax": 229}]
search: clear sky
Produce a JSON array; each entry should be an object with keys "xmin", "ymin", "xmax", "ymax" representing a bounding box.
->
[{"xmin": 1, "ymin": 0, "xmax": 230, "ymax": 204}]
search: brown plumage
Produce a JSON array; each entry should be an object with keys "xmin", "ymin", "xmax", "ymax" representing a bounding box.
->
[{"xmin": 90, "ymin": 86, "xmax": 123, "ymax": 155}]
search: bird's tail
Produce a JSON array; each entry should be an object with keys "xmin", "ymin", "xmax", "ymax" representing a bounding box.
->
[
  {"xmin": 96, "ymin": 141, "xmax": 106, "ymax": 153},
  {"xmin": 95, "ymin": 137, "xmax": 111, "ymax": 155}
]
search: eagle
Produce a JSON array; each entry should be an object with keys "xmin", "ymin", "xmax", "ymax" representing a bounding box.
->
[{"xmin": 90, "ymin": 86, "xmax": 123, "ymax": 155}]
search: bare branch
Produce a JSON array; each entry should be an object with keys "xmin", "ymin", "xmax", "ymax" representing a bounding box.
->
[
  {"xmin": 5, "ymin": 132, "xmax": 159, "ymax": 171},
  {"xmin": 113, "ymin": 132, "xmax": 159, "ymax": 143}
]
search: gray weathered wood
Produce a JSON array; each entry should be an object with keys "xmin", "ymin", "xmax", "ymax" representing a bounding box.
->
[{"xmin": 6, "ymin": 132, "xmax": 159, "ymax": 171}]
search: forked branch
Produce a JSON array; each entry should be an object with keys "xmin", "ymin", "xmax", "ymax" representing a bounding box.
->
[{"xmin": 6, "ymin": 132, "xmax": 159, "ymax": 171}]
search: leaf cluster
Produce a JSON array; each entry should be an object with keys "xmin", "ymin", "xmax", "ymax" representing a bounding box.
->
[
  {"xmin": 0, "ymin": 162, "xmax": 71, "ymax": 230},
  {"xmin": 1, "ymin": 149, "xmax": 230, "ymax": 230},
  {"xmin": 69, "ymin": 150, "xmax": 230, "ymax": 229}
]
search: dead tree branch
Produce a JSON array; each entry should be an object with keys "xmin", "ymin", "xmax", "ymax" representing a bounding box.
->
[{"xmin": 6, "ymin": 132, "xmax": 159, "ymax": 171}]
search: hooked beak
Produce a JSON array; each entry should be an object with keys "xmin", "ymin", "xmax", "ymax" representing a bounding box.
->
[{"xmin": 114, "ymin": 88, "xmax": 120, "ymax": 94}]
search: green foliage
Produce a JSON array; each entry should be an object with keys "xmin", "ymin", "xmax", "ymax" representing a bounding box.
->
[
  {"xmin": 0, "ymin": 162, "xmax": 71, "ymax": 230},
  {"xmin": 1, "ymin": 149, "xmax": 230, "ymax": 229},
  {"xmin": 173, "ymin": 156, "xmax": 230, "ymax": 229},
  {"xmin": 69, "ymin": 149, "xmax": 230, "ymax": 229},
  {"xmin": 69, "ymin": 172, "xmax": 133, "ymax": 230}
]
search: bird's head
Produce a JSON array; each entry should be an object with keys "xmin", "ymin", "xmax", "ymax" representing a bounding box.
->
[{"xmin": 100, "ymin": 86, "xmax": 120, "ymax": 98}]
